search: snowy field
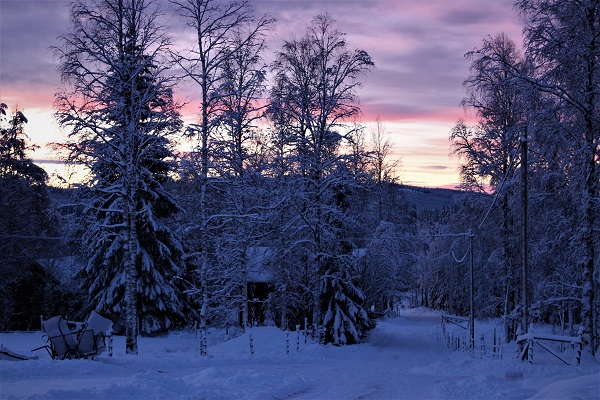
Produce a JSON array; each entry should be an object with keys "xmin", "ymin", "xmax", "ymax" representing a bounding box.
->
[{"xmin": 1, "ymin": 309, "xmax": 598, "ymax": 399}]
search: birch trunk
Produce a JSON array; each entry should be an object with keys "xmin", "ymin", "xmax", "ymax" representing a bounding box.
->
[{"xmin": 124, "ymin": 163, "xmax": 138, "ymax": 355}]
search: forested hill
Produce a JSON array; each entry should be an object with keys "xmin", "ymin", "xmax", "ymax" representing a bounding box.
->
[
  {"xmin": 398, "ymin": 185, "xmax": 462, "ymax": 213},
  {"xmin": 48, "ymin": 184, "xmax": 464, "ymax": 214}
]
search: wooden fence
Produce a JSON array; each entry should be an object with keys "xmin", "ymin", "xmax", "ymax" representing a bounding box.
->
[{"xmin": 516, "ymin": 331, "xmax": 583, "ymax": 365}]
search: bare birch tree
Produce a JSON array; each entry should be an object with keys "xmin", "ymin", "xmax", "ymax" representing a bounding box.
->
[
  {"xmin": 515, "ymin": 0, "xmax": 599, "ymax": 353},
  {"xmin": 268, "ymin": 13, "xmax": 374, "ymax": 344},
  {"xmin": 451, "ymin": 33, "xmax": 532, "ymax": 340},
  {"xmin": 170, "ymin": 0, "xmax": 273, "ymax": 350}
]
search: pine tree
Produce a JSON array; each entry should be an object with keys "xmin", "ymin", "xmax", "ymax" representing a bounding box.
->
[
  {"xmin": 0, "ymin": 104, "xmax": 57, "ymax": 329},
  {"xmin": 321, "ymin": 258, "xmax": 372, "ymax": 345},
  {"xmin": 56, "ymin": 0, "xmax": 186, "ymax": 353}
]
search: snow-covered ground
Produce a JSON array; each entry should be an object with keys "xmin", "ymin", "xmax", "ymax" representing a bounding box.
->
[{"xmin": 1, "ymin": 308, "xmax": 598, "ymax": 399}]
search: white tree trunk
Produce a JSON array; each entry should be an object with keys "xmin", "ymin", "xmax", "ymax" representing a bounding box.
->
[{"xmin": 124, "ymin": 163, "xmax": 138, "ymax": 355}]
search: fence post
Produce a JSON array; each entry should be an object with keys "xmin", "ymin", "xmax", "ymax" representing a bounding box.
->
[
  {"xmin": 304, "ymin": 318, "xmax": 308, "ymax": 344},
  {"xmin": 498, "ymin": 337, "xmax": 502, "ymax": 360},
  {"xmin": 441, "ymin": 316, "xmax": 446, "ymax": 338},
  {"xmin": 480, "ymin": 334, "xmax": 485, "ymax": 359},
  {"xmin": 249, "ymin": 333, "xmax": 254, "ymax": 355},
  {"xmin": 107, "ymin": 326, "xmax": 113, "ymax": 357},
  {"xmin": 286, "ymin": 330, "xmax": 289, "ymax": 355},
  {"xmin": 296, "ymin": 325, "xmax": 301, "ymax": 352},
  {"xmin": 494, "ymin": 330, "xmax": 504, "ymax": 359},
  {"xmin": 319, "ymin": 326, "xmax": 325, "ymax": 344}
]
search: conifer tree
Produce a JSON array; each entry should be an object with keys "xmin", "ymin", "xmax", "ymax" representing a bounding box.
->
[
  {"xmin": 0, "ymin": 104, "xmax": 56, "ymax": 329},
  {"xmin": 56, "ymin": 0, "xmax": 186, "ymax": 353}
]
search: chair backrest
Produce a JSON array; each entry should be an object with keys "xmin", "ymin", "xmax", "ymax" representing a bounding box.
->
[
  {"xmin": 86, "ymin": 311, "xmax": 113, "ymax": 355},
  {"xmin": 41, "ymin": 316, "xmax": 77, "ymax": 358},
  {"xmin": 41, "ymin": 316, "xmax": 66, "ymax": 336},
  {"xmin": 86, "ymin": 311, "xmax": 113, "ymax": 335},
  {"xmin": 76, "ymin": 329, "xmax": 97, "ymax": 355}
]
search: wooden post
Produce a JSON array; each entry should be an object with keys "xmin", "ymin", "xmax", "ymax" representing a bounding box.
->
[
  {"xmin": 469, "ymin": 229, "xmax": 475, "ymax": 353},
  {"xmin": 441, "ymin": 316, "xmax": 447, "ymax": 338},
  {"xmin": 480, "ymin": 334, "xmax": 486, "ymax": 359},
  {"xmin": 107, "ymin": 326, "xmax": 113, "ymax": 357},
  {"xmin": 576, "ymin": 341, "xmax": 582, "ymax": 365},
  {"xmin": 304, "ymin": 317, "xmax": 308, "ymax": 344}
]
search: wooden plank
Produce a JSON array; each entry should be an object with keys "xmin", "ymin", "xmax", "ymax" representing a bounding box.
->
[
  {"xmin": 442, "ymin": 315, "xmax": 468, "ymax": 330},
  {"xmin": 534, "ymin": 340, "xmax": 571, "ymax": 365},
  {"xmin": 518, "ymin": 341, "xmax": 530, "ymax": 361},
  {"xmin": 516, "ymin": 333, "xmax": 580, "ymax": 344}
]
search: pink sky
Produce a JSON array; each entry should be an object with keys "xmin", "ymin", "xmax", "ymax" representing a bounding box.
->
[{"xmin": 0, "ymin": 0, "xmax": 524, "ymax": 188}]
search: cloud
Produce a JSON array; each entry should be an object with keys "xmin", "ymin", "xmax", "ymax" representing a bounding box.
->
[
  {"xmin": 0, "ymin": 1, "xmax": 69, "ymax": 107},
  {"xmin": 0, "ymin": 0, "xmax": 524, "ymax": 187},
  {"xmin": 0, "ymin": 2, "xmax": 67, "ymax": 66}
]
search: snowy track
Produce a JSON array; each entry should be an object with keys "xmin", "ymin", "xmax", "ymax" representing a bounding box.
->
[
  {"xmin": 1, "ymin": 311, "xmax": 598, "ymax": 399},
  {"xmin": 310, "ymin": 316, "xmax": 443, "ymax": 399}
]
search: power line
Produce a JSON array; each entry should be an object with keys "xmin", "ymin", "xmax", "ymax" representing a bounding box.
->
[
  {"xmin": 475, "ymin": 141, "xmax": 522, "ymax": 233},
  {"xmin": 451, "ymin": 249, "xmax": 469, "ymax": 263},
  {"xmin": 338, "ymin": 232, "xmax": 471, "ymax": 242},
  {"xmin": 0, "ymin": 235, "xmax": 78, "ymax": 241}
]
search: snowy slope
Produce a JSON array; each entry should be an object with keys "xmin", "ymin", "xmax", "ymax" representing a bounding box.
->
[{"xmin": 1, "ymin": 309, "xmax": 598, "ymax": 399}]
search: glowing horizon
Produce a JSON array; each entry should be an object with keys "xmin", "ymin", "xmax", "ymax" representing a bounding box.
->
[{"xmin": 1, "ymin": 0, "xmax": 524, "ymax": 188}]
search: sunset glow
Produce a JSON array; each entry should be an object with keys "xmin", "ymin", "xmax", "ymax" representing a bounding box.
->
[{"xmin": 0, "ymin": 0, "xmax": 523, "ymax": 188}]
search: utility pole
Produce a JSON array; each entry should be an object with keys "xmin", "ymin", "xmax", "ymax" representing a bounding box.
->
[
  {"xmin": 468, "ymin": 229, "xmax": 475, "ymax": 352},
  {"xmin": 521, "ymin": 131, "xmax": 529, "ymax": 333}
]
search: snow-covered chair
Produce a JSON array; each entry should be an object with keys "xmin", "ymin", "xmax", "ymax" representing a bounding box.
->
[
  {"xmin": 33, "ymin": 315, "xmax": 79, "ymax": 359},
  {"xmin": 33, "ymin": 312, "xmax": 113, "ymax": 360},
  {"xmin": 81, "ymin": 310, "xmax": 113, "ymax": 356}
]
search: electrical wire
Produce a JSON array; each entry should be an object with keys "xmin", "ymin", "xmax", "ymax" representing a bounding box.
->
[
  {"xmin": 451, "ymin": 248, "xmax": 469, "ymax": 263},
  {"xmin": 0, "ymin": 234, "xmax": 77, "ymax": 240},
  {"xmin": 475, "ymin": 140, "xmax": 523, "ymax": 233}
]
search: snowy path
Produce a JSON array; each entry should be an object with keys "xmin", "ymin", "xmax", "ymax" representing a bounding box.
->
[
  {"xmin": 295, "ymin": 315, "xmax": 444, "ymax": 399},
  {"xmin": 1, "ymin": 311, "xmax": 599, "ymax": 399}
]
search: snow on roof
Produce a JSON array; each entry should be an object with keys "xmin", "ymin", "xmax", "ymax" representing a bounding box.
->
[
  {"xmin": 36, "ymin": 256, "xmax": 84, "ymax": 285},
  {"xmin": 352, "ymin": 248, "xmax": 366, "ymax": 259}
]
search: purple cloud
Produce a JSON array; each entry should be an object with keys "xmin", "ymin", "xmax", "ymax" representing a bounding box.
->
[{"xmin": 0, "ymin": 0, "xmax": 524, "ymax": 187}]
